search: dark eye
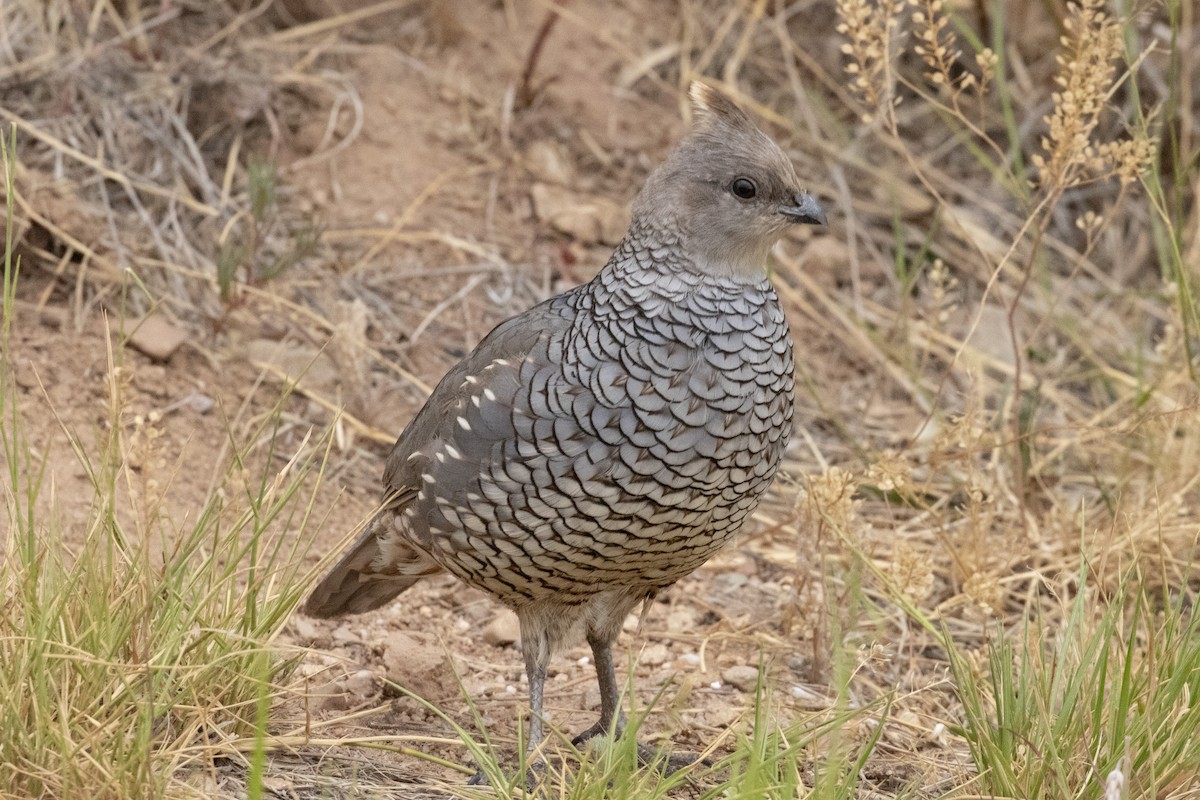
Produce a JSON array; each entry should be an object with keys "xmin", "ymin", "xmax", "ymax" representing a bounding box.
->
[{"xmin": 730, "ymin": 177, "xmax": 757, "ymax": 200}]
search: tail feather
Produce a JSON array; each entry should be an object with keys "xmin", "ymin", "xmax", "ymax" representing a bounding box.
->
[{"xmin": 304, "ymin": 513, "xmax": 440, "ymax": 618}]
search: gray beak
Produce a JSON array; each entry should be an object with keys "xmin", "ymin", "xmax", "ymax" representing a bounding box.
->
[{"xmin": 780, "ymin": 192, "xmax": 827, "ymax": 226}]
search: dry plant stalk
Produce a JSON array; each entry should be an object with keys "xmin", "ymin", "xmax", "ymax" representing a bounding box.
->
[
  {"xmin": 1002, "ymin": 0, "xmax": 1154, "ymax": 513},
  {"xmin": 1031, "ymin": 0, "xmax": 1140, "ymax": 190},
  {"xmin": 805, "ymin": 466, "xmax": 864, "ymax": 542},
  {"xmin": 908, "ymin": 0, "xmax": 996, "ymax": 105},
  {"xmin": 864, "ymin": 453, "xmax": 936, "ymax": 606},
  {"xmin": 908, "ymin": 0, "xmax": 958, "ymax": 89},
  {"xmin": 792, "ymin": 467, "xmax": 863, "ymax": 674},
  {"xmin": 835, "ymin": 0, "xmax": 904, "ymax": 121}
]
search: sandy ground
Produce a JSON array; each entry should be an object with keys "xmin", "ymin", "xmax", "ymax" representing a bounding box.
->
[{"xmin": 4, "ymin": 1, "xmax": 950, "ymax": 795}]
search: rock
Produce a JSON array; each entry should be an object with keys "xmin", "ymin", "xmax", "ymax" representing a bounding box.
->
[
  {"xmin": 525, "ymin": 140, "xmax": 574, "ymax": 185},
  {"xmin": 331, "ymin": 624, "xmax": 360, "ymax": 644},
  {"xmin": 639, "ymin": 643, "xmax": 670, "ymax": 666},
  {"xmin": 531, "ymin": 182, "xmax": 628, "ymax": 245},
  {"xmin": 314, "ymin": 677, "xmax": 351, "ymax": 712},
  {"xmin": 12, "ymin": 360, "xmax": 39, "ymax": 390},
  {"xmin": 721, "ymin": 664, "xmax": 761, "ymax": 693},
  {"xmin": 448, "ymin": 587, "xmax": 495, "ymax": 623},
  {"xmin": 289, "ymin": 615, "xmax": 321, "ymax": 644},
  {"xmin": 182, "ymin": 392, "xmax": 215, "ymax": 414},
  {"xmin": 127, "ymin": 314, "xmax": 189, "ymax": 361},
  {"xmin": 259, "ymin": 776, "xmax": 298, "ymax": 795},
  {"xmin": 483, "ymin": 610, "xmax": 521, "ymax": 647},
  {"xmin": 790, "ymin": 684, "xmax": 822, "ymax": 703},
  {"xmin": 344, "ymin": 669, "xmax": 376, "ymax": 698},
  {"xmin": 711, "ymin": 573, "xmax": 748, "ymax": 593}
]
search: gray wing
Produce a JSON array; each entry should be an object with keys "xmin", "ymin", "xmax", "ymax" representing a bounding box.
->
[
  {"xmin": 304, "ymin": 296, "xmax": 575, "ymax": 617},
  {"xmin": 381, "ymin": 296, "xmax": 576, "ymax": 497}
]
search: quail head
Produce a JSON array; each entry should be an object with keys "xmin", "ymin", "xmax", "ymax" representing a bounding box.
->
[{"xmin": 305, "ymin": 81, "xmax": 826, "ymax": 777}]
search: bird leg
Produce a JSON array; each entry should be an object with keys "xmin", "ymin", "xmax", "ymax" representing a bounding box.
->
[
  {"xmin": 467, "ymin": 628, "xmax": 552, "ymax": 786},
  {"xmin": 523, "ymin": 636, "xmax": 550, "ymax": 759},
  {"xmin": 573, "ymin": 632, "xmax": 709, "ymax": 775},
  {"xmin": 467, "ymin": 628, "xmax": 704, "ymax": 784},
  {"xmin": 571, "ymin": 631, "xmax": 624, "ymax": 746}
]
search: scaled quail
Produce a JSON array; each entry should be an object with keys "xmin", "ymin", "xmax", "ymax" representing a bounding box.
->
[{"xmin": 305, "ymin": 82, "xmax": 827, "ymax": 774}]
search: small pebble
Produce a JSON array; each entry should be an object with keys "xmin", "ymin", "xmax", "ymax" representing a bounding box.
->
[
  {"xmin": 331, "ymin": 624, "xmax": 359, "ymax": 644},
  {"xmin": 790, "ymin": 685, "xmax": 820, "ymax": 702},
  {"xmin": 183, "ymin": 392, "xmax": 215, "ymax": 414},
  {"xmin": 639, "ymin": 643, "xmax": 670, "ymax": 666},
  {"xmin": 127, "ymin": 314, "xmax": 189, "ymax": 361},
  {"xmin": 345, "ymin": 669, "xmax": 375, "ymax": 697},
  {"xmin": 721, "ymin": 664, "xmax": 761, "ymax": 693},
  {"xmin": 289, "ymin": 616, "xmax": 319, "ymax": 642},
  {"xmin": 483, "ymin": 610, "xmax": 521, "ymax": 647}
]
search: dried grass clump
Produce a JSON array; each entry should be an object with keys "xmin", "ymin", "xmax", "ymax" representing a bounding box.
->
[
  {"xmin": 0, "ymin": 1, "xmax": 346, "ymax": 321},
  {"xmin": 809, "ymin": 0, "xmax": 1177, "ymax": 526}
]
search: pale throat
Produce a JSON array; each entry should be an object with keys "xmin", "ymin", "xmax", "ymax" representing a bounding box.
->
[
  {"xmin": 686, "ymin": 228, "xmax": 777, "ymax": 282},
  {"xmin": 633, "ymin": 212, "xmax": 778, "ymax": 283}
]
